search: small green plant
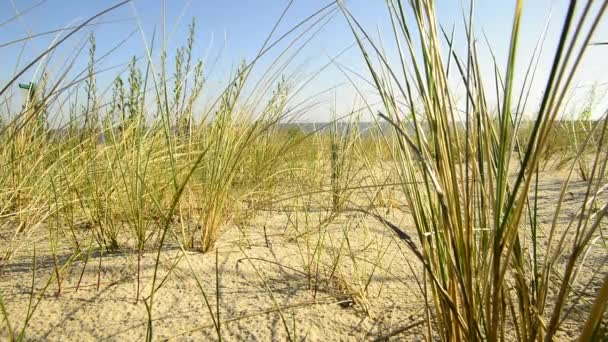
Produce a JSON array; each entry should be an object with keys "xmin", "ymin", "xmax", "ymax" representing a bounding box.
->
[{"xmin": 329, "ymin": 114, "xmax": 361, "ymax": 213}]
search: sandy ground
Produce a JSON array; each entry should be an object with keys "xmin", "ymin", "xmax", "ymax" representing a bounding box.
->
[{"xmin": 0, "ymin": 169, "xmax": 606, "ymax": 341}]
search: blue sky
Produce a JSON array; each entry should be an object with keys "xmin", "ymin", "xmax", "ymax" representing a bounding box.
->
[{"xmin": 1, "ymin": 0, "xmax": 607, "ymax": 122}]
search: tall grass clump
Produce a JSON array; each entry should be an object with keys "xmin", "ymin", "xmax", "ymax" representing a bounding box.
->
[
  {"xmin": 343, "ymin": 0, "xmax": 608, "ymax": 340},
  {"xmin": 186, "ymin": 63, "xmax": 291, "ymax": 252}
]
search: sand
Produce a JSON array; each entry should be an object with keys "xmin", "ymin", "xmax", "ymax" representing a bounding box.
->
[{"xmin": 0, "ymin": 169, "xmax": 606, "ymax": 341}]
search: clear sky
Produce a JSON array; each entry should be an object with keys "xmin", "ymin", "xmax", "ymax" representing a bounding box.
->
[{"xmin": 1, "ymin": 0, "xmax": 607, "ymax": 122}]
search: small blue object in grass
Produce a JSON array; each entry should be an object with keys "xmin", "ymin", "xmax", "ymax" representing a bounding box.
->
[{"xmin": 18, "ymin": 82, "xmax": 34, "ymax": 90}]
